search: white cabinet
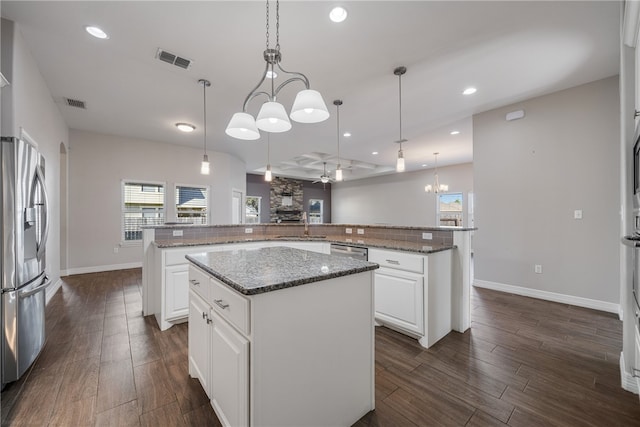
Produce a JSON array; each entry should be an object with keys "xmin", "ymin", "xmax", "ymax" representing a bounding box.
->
[
  {"xmin": 165, "ymin": 264, "xmax": 189, "ymax": 320},
  {"xmin": 369, "ymin": 247, "xmax": 452, "ymax": 348},
  {"xmin": 374, "ymin": 268, "xmax": 424, "ymax": 335},
  {"xmin": 188, "ymin": 288, "xmax": 211, "ymax": 396},
  {"xmin": 210, "ymin": 310, "xmax": 250, "ymax": 427}
]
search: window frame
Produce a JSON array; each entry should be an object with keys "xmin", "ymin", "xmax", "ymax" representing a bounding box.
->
[
  {"xmin": 245, "ymin": 196, "xmax": 262, "ymax": 224},
  {"xmin": 121, "ymin": 179, "xmax": 166, "ymax": 245},
  {"xmin": 436, "ymin": 192, "xmax": 463, "ymax": 227},
  {"xmin": 308, "ymin": 199, "xmax": 324, "ymax": 224},
  {"xmin": 174, "ymin": 183, "xmax": 210, "ymax": 226}
]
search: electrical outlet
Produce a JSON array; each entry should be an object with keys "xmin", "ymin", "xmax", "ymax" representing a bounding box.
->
[
  {"xmin": 113, "ymin": 246, "xmax": 119, "ymax": 254},
  {"xmin": 345, "ymin": 228, "xmax": 352, "ymax": 234},
  {"xmin": 357, "ymin": 228, "xmax": 365, "ymax": 235},
  {"xmin": 574, "ymin": 210, "xmax": 583, "ymax": 220},
  {"xmin": 534, "ymin": 264, "xmax": 542, "ymax": 274},
  {"xmin": 245, "ymin": 228, "xmax": 253, "ymax": 234},
  {"xmin": 422, "ymin": 232, "xmax": 433, "ymax": 240},
  {"xmin": 172, "ymin": 230, "xmax": 183, "ymax": 237}
]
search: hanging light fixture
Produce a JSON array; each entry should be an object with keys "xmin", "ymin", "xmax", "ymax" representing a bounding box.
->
[
  {"xmin": 334, "ymin": 100, "xmax": 343, "ymax": 182},
  {"xmin": 225, "ymin": 0, "xmax": 329, "ymax": 140},
  {"xmin": 424, "ymin": 152, "xmax": 449, "ymax": 193},
  {"xmin": 199, "ymin": 79, "xmax": 211, "ymax": 175},
  {"xmin": 265, "ymin": 134, "xmax": 273, "ymax": 182},
  {"xmin": 394, "ymin": 66, "xmax": 407, "ymax": 172}
]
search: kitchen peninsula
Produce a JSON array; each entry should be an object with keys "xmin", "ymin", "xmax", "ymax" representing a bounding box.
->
[
  {"xmin": 185, "ymin": 246, "xmax": 378, "ymax": 426},
  {"xmin": 142, "ymin": 223, "xmax": 474, "ymax": 348}
]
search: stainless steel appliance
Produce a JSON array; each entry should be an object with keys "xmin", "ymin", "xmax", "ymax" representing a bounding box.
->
[
  {"xmin": 330, "ymin": 243, "xmax": 368, "ymax": 261},
  {"xmin": 1, "ymin": 136, "xmax": 50, "ymax": 387}
]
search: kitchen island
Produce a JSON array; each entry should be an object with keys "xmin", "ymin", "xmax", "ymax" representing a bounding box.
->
[{"xmin": 185, "ymin": 246, "xmax": 378, "ymax": 427}]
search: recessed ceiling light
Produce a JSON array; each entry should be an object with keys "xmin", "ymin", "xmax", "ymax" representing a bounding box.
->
[
  {"xmin": 175, "ymin": 123, "xmax": 196, "ymax": 132},
  {"xmin": 265, "ymin": 70, "xmax": 278, "ymax": 79},
  {"xmin": 343, "ymin": 132, "xmax": 351, "ymax": 137},
  {"xmin": 422, "ymin": 164, "xmax": 427, "ymax": 167},
  {"xmin": 85, "ymin": 26, "xmax": 109, "ymax": 39},
  {"xmin": 450, "ymin": 130, "xmax": 460, "ymax": 135},
  {"xmin": 329, "ymin": 7, "xmax": 348, "ymax": 23},
  {"xmin": 372, "ymin": 151, "xmax": 378, "ymax": 155},
  {"xmin": 462, "ymin": 87, "xmax": 477, "ymax": 95}
]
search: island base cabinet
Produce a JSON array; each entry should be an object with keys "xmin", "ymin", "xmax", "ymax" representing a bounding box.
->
[
  {"xmin": 374, "ymin": 268, "xmax": 424, "ymax": 335},
  {"xmin": 210, "ymin": 310, "xmax": 249, "ymax": 427},
  {"xmin": 188, "ymin": 289, "xmax": 211, "ymax": 397}
]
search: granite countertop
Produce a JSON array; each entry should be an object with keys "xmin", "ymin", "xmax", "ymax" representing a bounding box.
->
[
  {"xmin": 145, "ymin": 223, "xmax": 476, "ymax": 231},
  {"xmin": 186, "ymin": 246, "xmax": 379, "ymax": 295},
  {"xmin": 155, "ymin": 234, "xmax": 455, "ymax": 254}
]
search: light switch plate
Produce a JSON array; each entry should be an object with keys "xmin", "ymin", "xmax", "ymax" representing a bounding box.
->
[
  {"xmin": 534, "ymin": 264, "xmax": 542, "ymax": 274},
  {"xmin": 345, "ymin": 228, "xmax": 352, "ymax": 234},
  {"xmin": 245, "ymin": 228, "xmax": 253, "ymax": 234},
  {"xmin": 172, "ymin": 230, "xmax": 183, "ymax": 237},
  {"xmin": 574, "ymin": 210, "xmax": 582, "ymax": 220},
  {"xmin": 422, "ymin": 232, "xmax": 433, "ymax": 240},
  {"xmin": 357, "ymin": 228, "xmax": 365, "ymax": 235}
]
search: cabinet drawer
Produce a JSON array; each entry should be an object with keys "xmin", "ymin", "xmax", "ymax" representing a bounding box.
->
[
  {"xmin": 211, "ymin": 278, "xmax": 251, "ymax": 335},
  {"xmin": 368, "ymin": 248, "xmax": 424, "ymax": 273},
  {"xmin": 189, "ymin": 265, "xmax": 212, "ymax": 302}
]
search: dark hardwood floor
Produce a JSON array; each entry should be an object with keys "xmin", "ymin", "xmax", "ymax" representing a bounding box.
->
[{"xmin": 2, "ymin": 268, "xmax": 639, "ymax": 426}]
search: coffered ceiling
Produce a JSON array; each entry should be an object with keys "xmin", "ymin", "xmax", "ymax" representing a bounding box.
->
[{"xmin": 1, "ymin": 1, "xmax": 620, "ymax": 181}]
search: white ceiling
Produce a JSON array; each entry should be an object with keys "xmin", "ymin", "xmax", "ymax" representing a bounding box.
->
[{"xmin": 1, "ymin": 1, "xmax": 620, "ymax": 181}]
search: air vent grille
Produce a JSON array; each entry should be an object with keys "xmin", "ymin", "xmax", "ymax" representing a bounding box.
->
[
  {"xmin": 156, "ymin": 48, "xmax": 192, "ymax": 70},
  {"xmin": 65, "ymin": 98, "xmax": 86, "ymax": 109}
]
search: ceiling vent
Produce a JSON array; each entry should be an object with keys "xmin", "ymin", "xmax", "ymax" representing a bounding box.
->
[
  {"xmin": 156, "ymin": 48, "xmax": 192, "ymax": 70},
  {"xmin": 64, "ymin": 97, "xmax": 86, "ymax": 109}
]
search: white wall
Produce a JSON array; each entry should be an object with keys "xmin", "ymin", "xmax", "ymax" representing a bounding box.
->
[
  {"xmin": 67, "ymin": 129, "xmax": 246, "ymax": 273},
  {"xmin": 331, "ymin": 163, "xmax": 473, "ymax": 226},
  {"xmin": 473, "ymin": 76, "xmax": 620, "ymax": 308},
  {"xmin": 4, "ymin": 19, "xmax": 69, "ymax": 300}
]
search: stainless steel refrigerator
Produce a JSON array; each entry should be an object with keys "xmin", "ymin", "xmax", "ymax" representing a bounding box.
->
[{"xmin": 1, "ymin": 136, "xmax": 50, "ymax": 387}]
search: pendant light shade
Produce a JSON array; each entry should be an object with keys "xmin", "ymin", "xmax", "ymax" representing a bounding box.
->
[
  {"xmin": 265, "ymin": 165, "xmax": 272, "ymax": 182},
  {"xmin": 396, "ymin": 149, "xmax": 405, "ymax": 173},
  {"xmin": 201, "ymin": 154, "xmax": 210, "ymax": 175},
  {"xmin": 256, "ymin": 102, "xmax": 292, "ymax": 132},
  {"xmin": 290, "ymin": 90, "xmax": 330, "ymax": 123},
  {"xmin": 335, "ymin": 167, "xmax": 343, "ymax": 182},
  {"xmin": 226, "ymin": 112, "xmax": 260, "ymax": 140}
]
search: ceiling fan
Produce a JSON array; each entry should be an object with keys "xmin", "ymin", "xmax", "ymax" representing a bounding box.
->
[{"xmin": 312, "ymin": 162, "xmax": 334, "ymax": 186}]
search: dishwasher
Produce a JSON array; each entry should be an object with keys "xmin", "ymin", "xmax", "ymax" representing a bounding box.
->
[{"xmin": 329, "ymin": 243, "xmax": 368, "ymax": 261}]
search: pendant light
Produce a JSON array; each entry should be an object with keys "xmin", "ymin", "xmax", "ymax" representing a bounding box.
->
[
  {"xmin": 394, "ymin": 66, "xmax": 407, "ymax": 173},
  {"xmin": 225, "ymin": 0, "xmax": 329, "ymax": 140},
  {"xmin": 424, "ymin": 152, "xmax": 449, "ymax": 193},
  {"xmin": 199, "ymin": 79, "xmax": 211, "ymax": 175},
  {"xmin": 265, "ymin": 134, "xmax": 273, "ymax": 182},
  {"xmin": 334, "ymin": 100, "xmax": 343, "ymax": 182}
]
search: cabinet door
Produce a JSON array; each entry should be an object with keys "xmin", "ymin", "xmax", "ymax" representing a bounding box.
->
[
  {"xmin": 374, "ymin": 268, "xmax": 424, "ymax": 335},
  {"xmin": 188, "ymin": 289, "xmax": 211, "ymax": 397},
  {"xmin": 165, "ymin": 264, "xmax": 189, "ymax": 320},
  {"xmin": 210, "ymin": 311, "xmax": 249, "ymax": 427}
]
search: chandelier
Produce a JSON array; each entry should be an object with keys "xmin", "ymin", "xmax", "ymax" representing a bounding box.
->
[
  {"xmin": 425, "ymin": 152, "xmax": 448, "ymax": 193},
  {"xmin": 225, "ymin": 0, "xmax": 329, "ymax": 140}
]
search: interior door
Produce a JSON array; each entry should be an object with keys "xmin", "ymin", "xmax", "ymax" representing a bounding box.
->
[{"xmin": 231, "ymin": 190, "xmax": 243, "ymax": 224}]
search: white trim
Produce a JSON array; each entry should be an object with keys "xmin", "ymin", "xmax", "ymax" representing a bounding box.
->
[
  {"xmin": 175, "ymin": 182, "xmax": 210, "ymax": 225},
  {"xmin": 121, "ymin": 179, "xmax": 167, "ymax": 244},
  {"xmin": 619, "ymin": 306, "xmax": 624, "ymax": 321},
  {"xmin": 63, "ymin": 262, "xmax": 142, "ymax": 276},
  {"xmin": 19, "ymin": 128, "xmax": 38, "ymax": 149},
  {"xmin": 473, "ymin": 279, "xmax": 620, "ymax": 314},
  {"xmin": 620, "ymin": 352, "xmax": 639, "ymax": 394},
  {"xmin": 45, "ymin": 278, "xmax": 62, "ymax": 305}
]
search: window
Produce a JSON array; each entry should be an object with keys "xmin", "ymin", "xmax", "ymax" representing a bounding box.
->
[
  {"xmin": 437, "ymin": 192, "xmax": 463, "ymax": 227},
  {"xmin": 309, "ymin": 199, "xmax": 323, "ymax": 224},
  {"xmin": 122, "ymin": 181, "xmax": 165, "ymax": 241},
  {"xmin": 245, "ymin": 196, "xmax": 261, "ymax": 224},
  {"xmin": 176, "ymin": 185, "xmax": 208, "ymax": 225}
]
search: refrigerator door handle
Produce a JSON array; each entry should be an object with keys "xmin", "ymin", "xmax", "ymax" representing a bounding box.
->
[
  {"xmin": 34, "ymin": 165, "xmax": 49, "ymax": 259},
  {"xmin": 18, "ymin": 276, "xmax": 51, "ymax": 299}
]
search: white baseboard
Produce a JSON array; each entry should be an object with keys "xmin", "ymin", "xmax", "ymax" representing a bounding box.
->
[
  {"xmin": 62, "ymin": 262, "xmax": 142, "ymax": 277},
  {"xmin": 473, "ymin": 279, "xmax": 620, "ymax": 314},
  {"xmin": 620, "ymin": 352, "xmax": 639, "ymax": 394},
  {"xmin": 45, "ymin": 278, "xmax": 62, "ymax": 305}
]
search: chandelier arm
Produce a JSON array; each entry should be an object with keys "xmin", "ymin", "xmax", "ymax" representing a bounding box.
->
[
  {"xmin": 242, "ymin": 63, "xmax": 272, "ymax": 111},
  {"xmin": 276, "ymin": 63, "xmax": 310, "ymax": 88},
  {"xmin": 274, "ymin": 77, "xmax": 309, "ymax": 97}
]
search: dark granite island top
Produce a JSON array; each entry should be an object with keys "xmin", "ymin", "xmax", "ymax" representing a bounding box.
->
[{"xmin": 186, "ymin": 246, "xmax": 379, "ymax": 296}]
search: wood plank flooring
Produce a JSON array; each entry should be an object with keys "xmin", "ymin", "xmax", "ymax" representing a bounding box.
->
[{"xmin": 2, "ymin": 268, "xmax": 639, "ymax": 426}]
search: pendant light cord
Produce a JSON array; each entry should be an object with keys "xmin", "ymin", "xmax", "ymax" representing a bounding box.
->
[
  {"xmin": 267, "ymin": 133, "xmax": 270, "ymax": 164},
  {"xmin": 398, "ymin": 71, "xmax": 403, "ymax": 150},
  {"xmin": 336, "ymin": 103, "xmax": 340, "ymax": 162},
  {"xmin": 203, "ymin": 82, "xmax": 207, "ymax": 156}
]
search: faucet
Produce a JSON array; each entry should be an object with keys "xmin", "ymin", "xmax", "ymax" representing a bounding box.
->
[{"xmin": 302, "ymin": 212, "xmax": 309, "ymax": 236}]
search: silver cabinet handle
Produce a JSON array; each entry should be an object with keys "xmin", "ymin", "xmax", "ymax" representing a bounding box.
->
[
  {"xmin": 190, "ymin": 279, "xmax": 200, "ymax": 286},
  {"xmin": 385, "ymin": 259, "xmax": 400, "ymax": 265},
  {"xmin": 214, "ymin": 299, "xmax": 229, "ymax": 309}
]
